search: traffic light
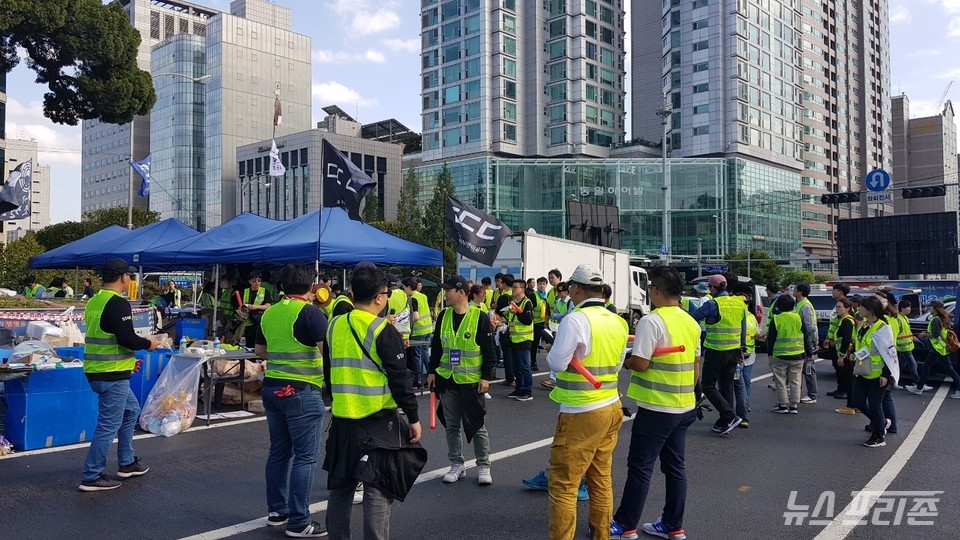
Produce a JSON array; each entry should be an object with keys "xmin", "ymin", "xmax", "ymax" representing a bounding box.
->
[
  {"xmin": 820, "ymin": 192, "xmax": 861, "ymax": 205},
  {"xmin": 901, "ymin": 185, "xmax": 947, "ymax": 199}
]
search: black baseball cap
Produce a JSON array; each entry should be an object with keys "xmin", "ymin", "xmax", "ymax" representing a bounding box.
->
[
  {"xmin": 441, "ymin": 275, "xmax": 469, "ymax": 291},
  {"xmin": 102, "ymin": 258, "xmax": 137, "ymax": 280},
  {"xmin": 928, "ymin": 298, "xmax": 945, "ymax": 309}
]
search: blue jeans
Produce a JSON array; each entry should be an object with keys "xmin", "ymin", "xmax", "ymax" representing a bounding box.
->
[
  {"xmin": 614, "ymin": 407, "xmax": 698, "ymax": 531},
  {"xmin": 507, "ymin": 346, "xmax": 532, "ymax": 395},
  {"xmin": 408, "ymin": 336, "xmax": 430, "ymax": 385},
  {"xmin": 898, "ymin": 351, "xmax": 919, "ymax": 384},
  {"xmin": 734, "ymin": 362, "xmax": 754, "ymax": 421},
  {"xmin": 882, "ymin": 388, "xmax": 897, "ymax": 432},
  {"xmin": 263, "ymin": 384, "xmax": 325, "ymax": 531},
  {"xmin": 83, "ymin": 379, "xmax": 140, "ymax": 481}
]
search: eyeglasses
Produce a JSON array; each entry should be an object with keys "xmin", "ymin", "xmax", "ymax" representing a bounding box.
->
[{"xmin": 375, "ymin": 290, "xmax": 389, "ymax": 298}]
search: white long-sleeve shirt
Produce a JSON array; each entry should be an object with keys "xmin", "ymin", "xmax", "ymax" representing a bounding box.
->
[{"xmin": 545, "ymin": 298, "xmax": 626, "ymax": 414}]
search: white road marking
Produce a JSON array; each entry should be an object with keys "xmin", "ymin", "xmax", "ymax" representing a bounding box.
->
[{"xmin": 813, "ymin": 385, "xmax": 950, "ymax": 540}]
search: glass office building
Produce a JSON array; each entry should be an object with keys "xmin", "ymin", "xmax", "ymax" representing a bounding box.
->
[{"xmin": 406, "ymin": 156, "xmax": 801, "ymax": 260}]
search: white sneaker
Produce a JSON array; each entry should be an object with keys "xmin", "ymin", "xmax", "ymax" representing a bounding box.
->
[
  {"xmin": 442, "ymin": 464, "xmax": 466, "ymax": 483},
  {"xmin": 905, "ymin": 385, "xmax": 923, "ymax": 395},
  {"xmin": 477, "ymin": 466, "xmax": 492, "ymax": 485},
  {"xmin": 352, "ymin": 482, "xmax": 363, "ymax": 505},
  {"xmin": 923, "ymin": 385, "xmax": 934, "ymax": 391},
  {"xmin": 800, "ymin": 396, "xmax": 817, "ymax": 404},
  {"xmin": 893, "ymin": 384, "xmax": 903, "ymax": 390},
  {"xmin": 950, "ymin": 390, "xmax": 960, "ymax": 399},
  {"xmin": 484, "ymin": 393, "xmax": 492, "ymax": 400}
]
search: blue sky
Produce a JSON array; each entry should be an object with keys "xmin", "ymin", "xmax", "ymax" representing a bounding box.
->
[{"xmin": 4, "ymin": 0, "xmax": 959, "ymax": 224}]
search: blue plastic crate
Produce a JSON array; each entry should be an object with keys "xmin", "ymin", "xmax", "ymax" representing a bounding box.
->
[
  {"xmin": 3, "ymin": 367, "xmax": 98, "ymax": 450},
  {"xmin": 130, "ymin": 348, "xmax": 174, "ymax": 406},
  {"xmin": 175, "ymin": 317, "xmax": 207, "ymax": 343},
  {"xmin": 55, "ymin": 346, "xmax": 85, "ymax": 361},
  {"xmin": 0, "ymin": 349, "xmax": 11, "ymax": 363}
]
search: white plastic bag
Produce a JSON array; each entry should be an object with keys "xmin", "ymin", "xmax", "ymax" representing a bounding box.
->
[
  {"xmin": 9, "ymin": 340, "xmax": 56, "ymax": 364},
  {"xmin": 394, "ymin": 308, "xmax": 411, "ymax": 334},
  {"xmin": 139, "ymin": 356, "xmax": 203, "ymax": 437}
]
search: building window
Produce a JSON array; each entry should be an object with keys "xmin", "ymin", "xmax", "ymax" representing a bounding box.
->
[
  {"xmin": 503, "ymin": 37, "xmax": 517, "ymax": 56},
  {"xmin": 548, "ymin": 40, "xmax": 566, "ymax": 60},
  {"xmin": 465, "ymin": 102, "xmax": 481, "ymax": 121},
  {"xmin": 503, "ymin": 102, "xmax": 517, "ymax": 121},
  {"xmin": 503, "ymin": 123, "xmax": 517, "ymax": 142},
  {"xmin": 586, "ymin": 105, "xmax": 598, "ymax": 124},
  {"xmin": 504, "ymin": 58, "xmax": 517, "ymax": 78},
  {"xmin": 693, "ymin": 104, "xmax": 710, "ymax": 114},
  {"xmin": 443, "ymin": 107, "xmax": 460, "ymax": 126},
  {"xmin": 600, "ymin": 109, "xmax": 614, "ymax": 127},
  {"xmin": 442, "ymin": 21, "xmax": 460, "ymax": 42},
  {"xmin": 693, "ymin": 83, "xmax": 709, "ymax": 93},
  {"xmin": 444, "ymin": 85, "xmax": 461, "ymax": 104},
  {"xmin": 586, "ymin": 84, "xmax": 598, "ymax": 102},
  {"xmin": 503, "ymin": 15, "xmax": 516, "ymax": 35},
  {"xmin": 548, "ymin": 104, "xmax": 566, "ymax": 123},
  {"xmin": 692, "ymin": 40, "xmax": 709, "ymax": 51},
  {"xmin": 692, "ymin": 19, "xmax": 709, "ymax": 30},
  {"xmin": 548, "ymin": 61, "xmax": 566, "ymax": 81},
  {"xmin": 693, "ymin": 126, "xmax": 710, "ymax": 135},
  {"xmin": 504, "ymin": 80, "xmax": 517, "ymax": 99},
  {"xmin": 464, "ymin": 14, "xmax": 481, "ymax": 34},
  {"xmin": 547, "ymin": 83, "xmax": 567, "ymax": 103},
  {"xmin": 443, "ymin": 128, "xmax": 461, "ymax": 147},
  {"xmin": 600, "ymin": 47, "xmax": 615, "ymax": 67},
  {"xmin": 464, "ymin": 36, "xmax": 481, "ymax": 56},
  {"xmin": 441, "ymin": 0, "xmax": 459, "ymax": 20},
  {"xmin": 464, "ymin": 123, "xmax": 481, "ymax": 142},
  {"xmin": 549, "ymin": 126, "xmax": 567, "ymax": 145},
  {"xmin": 693, "ymin": 61, "xmax": 709, "ymax": 72}
]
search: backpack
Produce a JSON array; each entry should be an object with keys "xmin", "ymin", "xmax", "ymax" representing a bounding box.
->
[{"xmin": 946, "ymin": 329, "xmax": 960, "ymax": 353}]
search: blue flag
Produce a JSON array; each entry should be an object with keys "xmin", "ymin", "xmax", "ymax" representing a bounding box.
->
[{"xmin": 131, "ymin": 155, "xmax": 152, "ymax": 197}]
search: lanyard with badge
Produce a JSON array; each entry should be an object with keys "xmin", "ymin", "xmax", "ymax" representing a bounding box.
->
[{"xmin": 445, "ymin": 317, "xmax": 472, "ymax": 366}]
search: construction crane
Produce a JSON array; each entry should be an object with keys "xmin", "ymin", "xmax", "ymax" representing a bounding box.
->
[{"xmin": 935, "ymin": 81, "xmax": 953, "ymax": 112}]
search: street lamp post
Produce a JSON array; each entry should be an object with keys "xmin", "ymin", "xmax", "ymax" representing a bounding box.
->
[
  {"xmin": 656, "ymin": 92, "xmax": 673, "ymax": 262},
  {"xmin": 239, "ymin": 178, "xmax": 272, "ymax": 215}
]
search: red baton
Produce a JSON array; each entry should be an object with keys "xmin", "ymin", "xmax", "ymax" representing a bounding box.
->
[
  {"xmin": 430, "ymin": 391, "xmax": 437, "ymax": 430},
  {"xmin": 234, "ymin": 290, "xmax": 244, "ymax": 307},
  {"xmin": 570, "ymin": 359, "xmax": 602, "ymax": 389},
  {"xmin": 653, "ymin": 345, "xmax": 686, "ymax": 355}
]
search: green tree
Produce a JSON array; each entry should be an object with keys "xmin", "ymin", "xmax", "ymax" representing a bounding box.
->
[
  {"xmin": 781, "ymin": 269, "xmax": 815, "ymax": 286},
  {"xmin": 725, "ymin": 249, "xmax": 782, "ymax": 286},
  {"xmin": 0, "ymin": 234, "xmax": 50, "ymax": 290},
  {"xmin": 33, "ymin": 220, "xmax": 89, "ymax": 251},
  {"xmin": 362, "ymin": 193, "xmax": 384, "ymax": 223},
  {"xmin": 1, "ymin": 0, "xmax": 156, "ymax": 125},
  {"xmin": 422, "ymin": 165, "xmax": 457, "ymax": 276},
  {"xmin": 396, "ymin": 168, "xmax": 424, "ymax": 242},
  {"xmin": 83, "ymin": 207, "xmax": 160, "ymax": 231}
]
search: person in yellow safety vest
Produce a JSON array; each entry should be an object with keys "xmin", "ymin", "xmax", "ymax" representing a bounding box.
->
[
  {"xmin": 544, "ymin": 263, "xmax": 628, "ymax": 540},
  {"xmin": 426, "ymin": 275, "xmax": 498, "ymax": 485},
  {"xmin": 531, "ymin": 277, "xmax": 550, "ymax": 371},
  {"xmin": 491, "ymin": 273, "xmax": 507, "ymax": 311},
  {"xmin": 732, "ymin": 294, "xmax": 758, "ymax": 428},
  {"xmin": 601, "ymin": 283, "xmax": 617, "ymax": 314},
  {"xmin": 832, "ymin": 298, "xmax": 859, "ymax": 414},
  {"xmin": 237, "ymin": 270, "xmax": 274, "ymax": 347},
  {"xmin": 908, "ymin": 298, "xmax": 960, "ymax": 399},
  {"xmin": 328, "ymin": 289, "xmax": 355, "ymax": 318},
  {"xmin": 850, "ymin": 295, "xmax": 898, "ymax": 448},
  {"xmin": 468, "ymin": 284, "xmax": 488, "ymax": 311},
  {"xmin": 792, "ymin": 283, "xmax": 819, "ymax": 403},
  {"xmin": 502, "ymin": 275, "xmax": 535, "ymax": 399},
  {"xmin": 217, "ymin": 276, "xmax": 236, "ymax": 336},
  {"xmin": 481, "ymin": 276, "xmax": 494, "ymax": 311},
  {"xmin": 546, "ymin": 268, "xmax": 563, "ymax": 322},
  {"xmin": 403, "ymin": 277, "xmax": 433, "ymax": 388},
  {"xmin": 253, "ymin": 263, "xmax": 329, "ymax": 536},
  {"xmin": 767, "ymin": 294, "xmax": 812, "ymax": 414},
  {"xmin": 164, "ymin": 280, "xmax": 182, "ymax": 309},
  {"xmin": 323, "ymin": 263, "xmax": 425, "ymax": 539},
  {"xmin": 894, "ymin": 299, "xmax": 921, "ymax": 388},
  {"xmin": 689, "ymin": 273, "xmax": 747, "ymax": 434},
  {"xmin": 610, "ymin": 266, "xmax": 701, "ymax": 540},
  {"xmin": 386, "ymin": 275, "xmax": 410, "ymax": 339},
  {"xmin": 79, "ymin": 259, "xmax": 159, "ymax": 492},
  {"xmin": 22, "ymin": 274, "xmax": 45, "ymax": 298},
  {"xmin": 824, "ymin": 282, "xmax": 851, "ymax": 398}
]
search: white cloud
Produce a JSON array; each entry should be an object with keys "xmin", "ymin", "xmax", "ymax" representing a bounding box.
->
[
  {"xmin": 328, "ymin": 0, "xmax": 401, "ymax": 36},
  {"xmin": 905, "ymin": 48, "xmax": 941, "ymax": 57},
  {"xmin": 890, "ymin": 4, "xmax": 911, "ymax": 23},
  {"xmin": 384, "ymin": 38, "xmax": 420, "ymax": 53},
  {"xmin": 949, "ymin": 17, "xmax": 960, "ymax": 38},
  {"xmin": 312, "ymin": 49, "xmax": 386, "ymax": 64},
  {"xmin": 312, "ymin": 82, "xmax": 379, "ymax": 109},
  {"xmin": 943, "ymin": 0, "xmax": 960, "ymax": 13},
  {"xmin": 937, "ymin": 68, "xmax": 960, "ymax": 78}
]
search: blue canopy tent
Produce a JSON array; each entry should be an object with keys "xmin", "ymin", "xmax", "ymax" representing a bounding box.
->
[
  {"xmin": 136, "ymin": 213, "xmax": 285, "ymax": 268},
  {"xmin": 30, "ymin": 225, "xmax": 132, "ymax": 269}
]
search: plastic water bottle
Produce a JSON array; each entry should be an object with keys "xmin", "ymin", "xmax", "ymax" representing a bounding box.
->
[
  {"xmin": 179, "ymin": 336, "xmax": 187, "ymax": 353},
  {"xmin": 239, "ymin": 336, "xmax": 247, "ymax": 348},
  {"xmin": 213, "ymin": 337, "xmax": 221, "ymax": 352},
  {"xmin": 805, "ymin": 361, "xmax": 812, "ymax": 375},
  {"xmin": 734, "ymin": 363, "xmax": 742, "ymax": 381}
]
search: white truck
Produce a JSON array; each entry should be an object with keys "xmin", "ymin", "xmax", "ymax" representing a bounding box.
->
[{"xmin": 457, "ymin": 230, "xmax": 650, "ymax": 328}]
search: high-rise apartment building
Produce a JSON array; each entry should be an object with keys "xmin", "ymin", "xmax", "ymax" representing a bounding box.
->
[
  {"xmin": 419, "ymin": 0, "xmax": 627, "ymax": 162},
  {"xmin": 81, "ymin": 0, "xmax": 216, "ymax": 215},
  {"xmin": 891, "ymin": 96, "xmax": 958, "ymax": 215},
  {"xmin": 631, "ymin": 0, "xmax": 892, "ymax": 264},
  {"xmin": 1, "ymin": 139, "xmax": 52, "ymax": 245}
]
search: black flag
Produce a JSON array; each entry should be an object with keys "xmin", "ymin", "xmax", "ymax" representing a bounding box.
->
[
  {"xmin": 321, "ymin": 139, "xmax": 377, "ymax": 221},
  {"xmin": 0, "ymin": 160, "xmax": 32, "ymax": 219},
  {"xmin": 444, "ymin": 195, "xmax": 512, "ymax": 266}
]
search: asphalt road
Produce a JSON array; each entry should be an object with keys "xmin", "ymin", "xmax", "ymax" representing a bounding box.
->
[{"xmin": 1, "ymin": 353, "xmax": 957, "ymax": 539}]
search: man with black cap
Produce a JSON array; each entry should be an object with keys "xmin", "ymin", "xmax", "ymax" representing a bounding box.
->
[
  {"xmin": 690, "ymin": 273, "xmax": 747, "ymax": 435},
  {"xmin": 427, "ymin": 275, "xmax": 497, "ymax": 485},
  {"xmin": 79, "ymin": 259, "xmax": 159, "ymax": 492}
]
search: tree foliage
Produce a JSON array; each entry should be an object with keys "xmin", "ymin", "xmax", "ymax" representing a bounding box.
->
[
  {"xmin": 82, "ymin": 207, "xmax": 161, "ymax": 232},
  {"xmin": 0, "ymin": 234, "xmax": 50, "ymax": 290},
  {"xmin": 0, "ymin": 0, "xmax": 156, "ymax": 125},
  {"xmin": 725, "ymin": 249, "xmax": 782, "ymax": 286},
  {"xmin": 33, "ymin": 221, "xmax": 88, "ymax": 251},
  {"xmin": 362, "ymin": 193, "xmax": 384, "ymax": 223},
  {"xmin": 781, "ymin": 269, "xmax": 815, "ymax": 286},
  {"xmin": 421, "ymin": 165, "xmax": 458, "ymax": 276},
  {"xmin": 396, "ymin": 169, "xmax": 422, "ymax": 242}
]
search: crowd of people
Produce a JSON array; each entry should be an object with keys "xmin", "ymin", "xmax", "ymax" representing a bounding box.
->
[{"xmin": 73, "ymin": 256, "xmax": 960, "ymax": 539}]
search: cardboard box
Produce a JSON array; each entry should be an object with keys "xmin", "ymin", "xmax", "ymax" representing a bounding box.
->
[
  {"xmin": 41, "ymin": 335, "xmax": 71, "ymax": 348},
  {"xmin": 26, "ymin": 321, "xmax": 64, "ymax": 340}
]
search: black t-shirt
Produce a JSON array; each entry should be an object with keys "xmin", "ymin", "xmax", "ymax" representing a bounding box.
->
[
  {"xmin": 83, "ymin": 286, "xmax": 96, "ymax": 298},
  {"xmin": 331, "ymin": 296, "xmax": 354, "ymax": 317}
]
